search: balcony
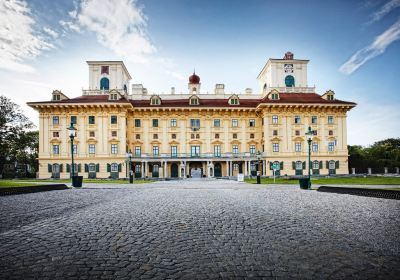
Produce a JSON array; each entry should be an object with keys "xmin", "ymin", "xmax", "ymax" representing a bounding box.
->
[{"xmin": 131, "ymin": 152, "xmax": 266, "ymax": 160}]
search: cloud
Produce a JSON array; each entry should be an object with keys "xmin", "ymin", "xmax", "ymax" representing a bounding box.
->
[
  {"xmin": 43, "ymin": 27, "xmax": 58, "ymax": 38},
  {"xmin": 370, "ymin": 0, "xmax": 400, "ymax": 23},
  {"xmin": 339, "ymin": 19, "xmax": 400, "ymax": 75},
  {"xmin": 69, "ymin": 0, "xmax": 155, "ymax": 63},
  {"xmin": 0, "ymin": 0, "xmax": 54, "ymax": 73},
  {"xmin": 59, "ymin": 20, "xmax": 81, "ymax": 33}
]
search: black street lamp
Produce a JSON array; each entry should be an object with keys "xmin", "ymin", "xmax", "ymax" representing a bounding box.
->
[
  {"xmin": 67, "ymin": 122, "xmax": 77, "ymax": 187},
  {"xmin": 305, "ymin": 126, "xmax": 314, "ymax": 189},
  {"xmin": 256, "ymin": 150, "xmax": 262, "ymax": 184},
  {"xmin": 126, "ymin": 150, "xmax": 133, "ymax": 183}
]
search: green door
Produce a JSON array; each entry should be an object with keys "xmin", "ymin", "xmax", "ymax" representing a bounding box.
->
[
  {"xmin": 214, "ymin": 163, "xmax": 222, "ymax": 177},
  {"xmin": 152, "ymin": 164, "xmax": 159, "ymax": 178},
  {"xmin": 171, "ymin": 163, "xmax": 179, "ymax": 178}
]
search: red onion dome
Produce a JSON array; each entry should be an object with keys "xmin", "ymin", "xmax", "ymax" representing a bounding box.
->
[{"xmin": 189, "ymin": 71, "xmax": 200, "ymax": 84}]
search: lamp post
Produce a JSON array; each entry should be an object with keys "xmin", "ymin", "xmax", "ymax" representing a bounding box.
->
[
  {"xmin": 126, "ymin": 150, "xmax": 133, "ymax": 183},
  {"xmin": 305, "ymin": 126, "xmax": 314, "ymax": 189},
  {"xmin": 67, "ymin": 123, "xmax": 77, "ymax": 187},
  {"xmin": 256, "ymin": 150, "xmax": 261, "ymax": 184}
]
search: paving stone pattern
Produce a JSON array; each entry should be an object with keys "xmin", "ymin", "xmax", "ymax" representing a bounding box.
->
[{"xmin": 0, "ymin": 179, "xmax": 399, "ymax": 279}]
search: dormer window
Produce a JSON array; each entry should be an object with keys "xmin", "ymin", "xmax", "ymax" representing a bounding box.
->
[
  {"xmin": 53, "ymin": 94, "xmax": 61, "ymax": 101},
  {"xmin": 322, "ymin": 90, "xmax": 335, "ymax": 101},
  {"xmin": 327, "ymin": 95, "xmax": 334, "ymax": 100},
  {"xmin": 189, "ymin": 95, "xmax": 199, "ymax": 105},
  {"xmin": 271, "ymin": 93, "xmax": 279, "ymax": 100},
  {"xmin": 228, "ymin": 95, "xmax": 240, "ymax": 105},
  {"xmin": 150, "ymin": 96, "xmax": 161, "ymax": 106},
  {"xmin": 109, "ymin": 93, "xmax": 118, "ymax": 100}
]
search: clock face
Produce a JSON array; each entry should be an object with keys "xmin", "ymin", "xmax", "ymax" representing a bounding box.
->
[{"xmin": 284, "ymin": 64, "xmax": 293, "ymax": 73}]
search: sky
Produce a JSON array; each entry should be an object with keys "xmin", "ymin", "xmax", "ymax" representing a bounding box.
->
[{"xmin": 0, "ymin": 0, "xmax": 399, "ymax": 146}]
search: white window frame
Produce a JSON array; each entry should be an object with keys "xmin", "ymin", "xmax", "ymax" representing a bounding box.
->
[{"xmin": 111, "ymin": 144, "xmax": 118, "ymax": 154}]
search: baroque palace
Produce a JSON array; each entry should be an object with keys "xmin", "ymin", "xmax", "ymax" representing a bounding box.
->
[{"xmin": 28, "ymin": 52, "xmax": 356, "ymax": 179}]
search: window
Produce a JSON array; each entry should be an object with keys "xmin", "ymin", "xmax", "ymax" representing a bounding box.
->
[
  {"xmin": 328, "ymin": 116, "xmax": 334, "ymax": 124},
  {"xmin": 72, "ymin": 144, "xmax": 77, "ymax": 155},
  {"xmin": 271, "ymin": 93, "xmax": 279, "ymax": 100},
  {"xmin": 111, "ymin": 163, "xmax": 118, "ymax": 172},
  {"xmin": 135, "ymin": 119, "xmax": 141, "ymax": 127},
  {"xmin": 295, "ymin": 130, "xmax": 300, "ymax": 136},
  {"xmin": 215, "ymin": 133, "xmax": 219, "ymax": 139},
  {"xmin": 313, "ymin": 130, "xmax": 318, "ymax": 136},
  {"xmin": 190, "ymin": 97, "xmax": 199, "ymax": 105},
  {"xmin": 171, "ymin": 146, "xmax": 177, "ymax": 157},
  {"xmin": 295, "ymin": 161, "xmax": 303, "ymax": 170},
  {"xmin": 111, "ymin": 131, "xmax": 117, "ymax": 137},
  {"xmin": 232, "ymin": 145, "xmax": 239, "ymax": 154},
  {"xmin": 272, "ymin": 143, "xmax": 279, "ymax": 152},
  {"xmin": 327, "ymin": 95, "xmax": 334, "ymax": 101},
  {"xmin": 313, "ymin": 161, "xmax": 319, "ymax": 169},
  {"xmin": 135, "ymin": 134, "xmax": 140, "ymax": 139},
  {"xmin": 214, "ymin": 119, "xmax": 220, "ymax": 127},
  {"xmin": 329, "ymin": 130, "xmax": 333, "ymax": 136},
  {"xmin": 100, "ymin": 77, "xmax": 109, "ymax": 90},
  {"xmin": 329, "ymin": 160, "xmax": 336, "ymax": 170},
  {"xmin": 250, "ymin": 133, "xmax": 254, "ymax": 139},
  {"xmin": 191, "ymin": 134, "xmax": 195, "ymax": 139},
  {"xmin": 190, "ymin": 119, "xmax": 200, "ymax": 128},
  {"xmin": 249, "ymin": 119, "xmax": 255, "ymax": 127},
  {"xmin": 89, "ymin": 131, "xmax": 95, "ymax": 137},
  {"xmin": 295, "ymin": 142, "xmax": 302, "ymax": 152},
  {"xmin": 53, "ymin": 94, "xmax": 60, "ymax": 101},
  {"xmin": 53, "ymin": 131, "xmax": 59, "ymax": 137},
  {"xmin": 294, "ymin": 116, "xmax": 301, "ymax": 124},
  {"xmin": 171, "ymin": 119, "xmax": 177, "ymax": 127},
  {"xmin": 52, "ymin": 116, "xmax": 59, "ymax": 125},
  {"xmin": 89, "ymin": 144, "xmax": 95, "ymax": 154},
  {"xmin": 312, "ymin": 142, "xmax": 318, "ymax": 152},
  {"xmin": 135, "ymin": 146, "xmax": 141, "ymax": 156},
  {"xmin": 233, "ymin": 133, "xmax": 237, "ymax": 139},
  {"xmin": 153, "ymin": 146, "xmax": 159, "ymax": 156},
  {"xmin": 88, "ymin": 116, "xmax": 95, "ymax": 125},
  {"xmin": 53, "ymin": 145, "xmax": 59, "ymax": 154},
  {"xmin": 191, "ymin": 146, "xmax": 200, "ymax": 157},
  {"xmin": 328, "ymin": 141, "xmax": 335, "ymax": 151},
  {"xmin": 152, "ymin": 119, "xmax": 158, "ymax": 127},
  {"xmin": 70, "ymin": 116, "xmax": 77, "ymax": 124},
  {"xmin": 272, "ymin": 115, "xmax": 278, "ymax": 124},
  {"xmin": 172, "ymin": 133, "xmax": 176, "ymax": 139},
  {"xmin": 233, "ymin": 163, "xmax": 239, "ymax": 170},
  {"xmin": 111, "ymin": 144, "xmax": 118, "ymax": 154},
  {"xmin": 311, "ymin": 116, "xmax": 318, "ymax": 124},
  {"xmin": 110, "ymin": 93, "xmax": 118, "ymax": 100},
  {"xmin": 196, "ymin": 134, "xmax": 200, "ymax": 139},
  {"xmin": 273, "ymin": 130, "xmax": 278, "ymax": 136},
  {"xmin": 229, "ymin": 97, "xmax": 239, "ymax": 105},
  {"xmin": 110, "ymin": 115, "xmax": 117, "ymax": 124},
  {"xmin": 232, "ymin": 119, "xmax": 238, "ymax": 127},
  {"xmin": 214, "ymin": 145, "xmax": 221, "ymax": 157},
  {"xmin": 250, "ymin": 145, "xmax": 256, "ymax": 155},
  {"xmin": 285, "ymin": 75, "xmax": 295, "ymax": 87},
  {"xmin": 151, "ymin": 97, "xmax": 161, "ymax": 105},
  {"xmin": 153, "ymin": 134, "xmax": 158, "ymax": 139}
]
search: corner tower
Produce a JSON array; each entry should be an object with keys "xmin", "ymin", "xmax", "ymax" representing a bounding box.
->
[{"xmin": 86, "ymin": 61, "xmax": 132, "ymax": 93}]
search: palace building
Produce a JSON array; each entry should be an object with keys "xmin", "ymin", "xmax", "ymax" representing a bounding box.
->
[{"xmin": 28, "ymin": 52, "xmax": 356, "ymax": 179}]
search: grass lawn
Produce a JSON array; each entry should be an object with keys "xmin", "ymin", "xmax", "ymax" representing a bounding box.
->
[
  {"xmin": 0, "ymin": 179, "xmax": 153, "ymax": 188},
  {"xmin": 245, "ymin": 177, "xmax": 400, "ymax": 185}
]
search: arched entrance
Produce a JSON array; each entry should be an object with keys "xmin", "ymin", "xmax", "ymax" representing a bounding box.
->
[
  {"xmin": 214, "ymin": 163, "xmax": 222, "ymax": 177},
  {"xmin": 171, "ymin": 163, "xmax": 179, "ymax": 178},
  {"xmin": 189, "ymin": 162, "xmax": 202, "ymax": 178}
]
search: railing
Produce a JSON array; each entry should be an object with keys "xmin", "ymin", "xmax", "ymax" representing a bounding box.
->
[
  {"xmin": 131, "ymin": 152, "xmax": 266, "ymax": 159},
  {"xmin": 267, "ymin": 86, "xmax": 315, "ymax": 93},
  {"xmin": 82, "ymin": 89, "xmax": 126, "ymax": 95}
]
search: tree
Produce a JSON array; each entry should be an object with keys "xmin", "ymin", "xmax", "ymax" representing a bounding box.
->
[{"xmin": 0, "ymin": 95, "xmax": 37, "ymax": 177}]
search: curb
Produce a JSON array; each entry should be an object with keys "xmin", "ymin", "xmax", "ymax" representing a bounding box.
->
[
  {"xmin": 0, "ymin": 184, "xmax": 70, "ymax": 196},
  {"xmin": 317, "ymin": 186, "xmax": 400, "ymax": 200}
]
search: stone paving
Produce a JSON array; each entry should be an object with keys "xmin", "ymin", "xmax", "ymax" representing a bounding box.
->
[{"xmin": 0, "ymin": 179, "xmax": 399, "ymax": 279}]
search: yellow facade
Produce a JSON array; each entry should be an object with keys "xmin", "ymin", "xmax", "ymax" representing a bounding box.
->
[{"xmin": 28, "ymin": 54, "xmax": 355, "ymax": 179}]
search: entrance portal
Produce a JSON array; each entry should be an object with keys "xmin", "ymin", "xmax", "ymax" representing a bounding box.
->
[
  {"xmin": 189, "ymin": 162, "xmax": 203, "ymax": 178},
  {"xmin": 214, "ymin": 163, "xmax": 222, "ymax": 177},
  {"xmin": 171, "ymin": 163, "xmax": 179, "ymax": 178}
]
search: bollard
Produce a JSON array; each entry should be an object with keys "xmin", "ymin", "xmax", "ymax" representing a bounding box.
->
[
  {"xmin": 396, "ymin": 167, "xmax": 399, "ymax": 174},
  {"xmin": 351, "ymin": 168, "xmax": 355, "ymax": 175},
  {"xmin": 368, "ymin": 168, "xmax": 372, "ymax": 175},
  {"xmin": 384, "ymin": 167, "xmax": 388, "ymax": 174}
]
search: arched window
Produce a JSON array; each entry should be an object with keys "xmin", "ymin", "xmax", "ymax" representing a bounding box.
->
[
  {"xmin": 263, "ymin": 83, "xmax": 267, "ymax": 93},
  {"xmin": 100, "ymin": 77, "xmax": 109, "ymax": 90},
  {"xmin": 313, "ymin": 161, "xmax": 319, "ymax": 169},
  {"xmin": 285, "ymin": 75, "xmax": 295, "ymax": 87}
]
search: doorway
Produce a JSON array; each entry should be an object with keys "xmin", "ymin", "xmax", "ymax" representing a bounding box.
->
[
  {"xmin": 52, "ymin": 164, "xmax": 60, "ymax": 179},
  {"xmin": 214, "ymin": 163, "xmax": 222, "ymax": 177},
  {"xmin": 171, "ymin": 163, "xmax": 179, "ymax": 178}
]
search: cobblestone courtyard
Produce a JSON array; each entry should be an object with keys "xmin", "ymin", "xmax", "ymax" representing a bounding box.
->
[{"xmin": 0, "ymin": 179, "xmax": 399, "ymax": 279}]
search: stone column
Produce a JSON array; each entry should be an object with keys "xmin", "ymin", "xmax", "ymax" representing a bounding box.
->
[
  {"xmin": 244, "ymin": 160, "xmax": 248, "ymax": 176},
  {"xmin": 351, "ymin": 168, "xmax": 355, "ymax": 175},
  {"xmin": 159, "ymin": 162, "xmax": 164, "ymax": 179},
  {"xmin": 229, "ymin": 161, "xmax": 233, "ymax": 176},
  {"xmin": 145, "ymin": 161, "xmax": 149, "ymax": 178},
  {"xmin": 368, "ymin": 168, "xmax": 372, "ymax": 175},
  {"xmin": 141, "ymin": 161, "xmax": 144, "ymax": 178},
  {"xmin": 164, "ymin": 161, "xmax": 168, "ymax": 178},
  {"xmin": 226, "ymin": 161, "xmax": 229, "ymax": 177}
]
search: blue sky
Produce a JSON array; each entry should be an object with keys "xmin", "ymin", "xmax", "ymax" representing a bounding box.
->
[{"xmin": 0, "ymin": 0, "xmax": 399, "ymax": 145}]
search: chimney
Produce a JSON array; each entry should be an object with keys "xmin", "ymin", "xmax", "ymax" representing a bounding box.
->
[
  {"xmin": 245, "ymin": 88, "xmax": 252, "ymax": 95},
  {"xmin": 171, "ymin": 87, "xmax": 175, "ymax": 95},
  {"xmin": 215, "ymin": 84, "xmax": 225, "ymax": 94}
]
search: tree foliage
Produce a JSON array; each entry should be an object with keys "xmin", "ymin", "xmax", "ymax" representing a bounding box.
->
[
  {"xmin": 0, "ymin": 95, "xmax": 38, "ymax": 177},
  {"xmin": 348, "ymin": 138, "xmax": 400, "ymax": 173}
]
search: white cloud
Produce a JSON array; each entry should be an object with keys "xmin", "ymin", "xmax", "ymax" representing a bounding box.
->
[
  {"xmin": 166, "ymin": 70, "xmax": 185, "ymax": 81},
  {"xmin": 71, "ymin": 0, "xmax": 155, "ymax": 63},
  {"xmin": 339, "ymin": 19, "xmax": 400, "ymax": 75},
  {"xmin": 59, "ymin": 20, "xmax": 81, "ymax": 33},
  {"xmin": 370, "ymin": 0, "xmax": 400, "ymax": 23},
  {"xmin": 0, "ymin": 0, "xmax": 54, "ymax": 73},
  {"xmin": 43, "ymin": 27, "xmax": 58, "ymax": 38}
]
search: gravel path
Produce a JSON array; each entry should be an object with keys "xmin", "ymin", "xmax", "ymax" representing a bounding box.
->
[{"xmin": 0, "ymin": 179, "xmax": 399, "ymax": 279}]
